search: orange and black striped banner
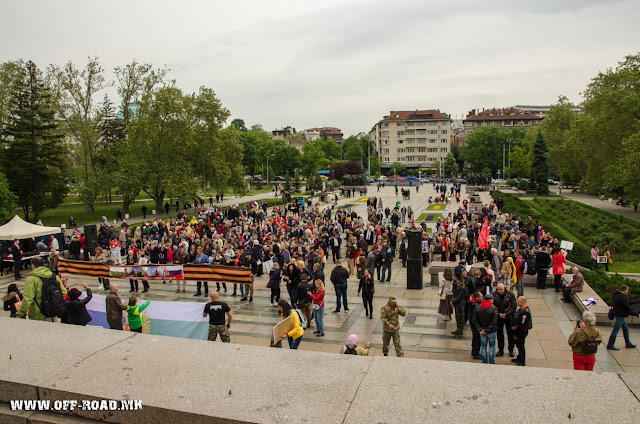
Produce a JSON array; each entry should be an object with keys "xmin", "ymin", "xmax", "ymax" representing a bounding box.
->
[{"xmin": 58, "ymin": 259, "xmax": 252, "ymax": 284}]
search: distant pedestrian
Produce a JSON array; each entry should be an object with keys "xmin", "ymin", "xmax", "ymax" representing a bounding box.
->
[
  {"xmin": 203, "ymin": 292, "xmax": 232, "ymax": 342},
  {"xmin": 141, "ymin": 205, "xmax": 147, "ymax": 219},
  {"xmin": 591, "ymin": 244, "xmax": 599, "ymax": 270}
]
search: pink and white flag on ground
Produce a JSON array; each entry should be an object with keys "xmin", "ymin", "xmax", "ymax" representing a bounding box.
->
[{"xmin": 478, "ymin": 217, "xmax": 489, "ymax": 250}]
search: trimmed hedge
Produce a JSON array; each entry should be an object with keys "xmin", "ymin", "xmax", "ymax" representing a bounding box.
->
[
  {"xmin": 493, "ymin": 191, "xmax": 640, "ymax": 268},
  {"xmin": 582, "ymin": 270, "xmax": 640, "ymax": 304}
]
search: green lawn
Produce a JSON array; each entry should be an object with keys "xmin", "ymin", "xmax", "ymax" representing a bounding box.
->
[
  {"xmin": 608, "ymin": 261, "xmax": 640, "ymax": 273},
  {"xmin": 416, "ymin": 213, "xmax": 442, "ymax": 222},
  {"xmin": 23, "ymin": 200, "xmax": 162, "ymax": 227}
]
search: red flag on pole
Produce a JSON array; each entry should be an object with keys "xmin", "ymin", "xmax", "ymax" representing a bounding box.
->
[{"xmin": 478, "ymin": 217, "xmax": 489, "ymax": 250}]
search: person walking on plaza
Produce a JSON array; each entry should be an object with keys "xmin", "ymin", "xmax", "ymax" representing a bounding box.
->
[
  {"xmin": 309, "ymin": 279, "xmax": 325, "ymax": 337},
  {"xmin": 15, "ymin": 257, "xmax": 67, "ymax": 321},
  {"xmin": 450, "ymin": 273, "xmax": 468, "ymax": 338},
  {"xmin": 203, "ymin": 292, "xmax": 232, "ymax": 342},
  {"xmin": 511, "ymin": 296, "xmax": 532, "ymax": 366},
  {"xmin": 493, "ymin": 283, "xmax": 516, "ymax": 358},
  {"xmin": 381, "ymin": 296, "xmax": 406, "ymax": 357},
  {"xmin": 106, "ymin": 283, "xmax": 128, "ymax": 330},
  {"xmin": 472, "ymin": 293, "xmax": 498, "ymax": 364},
  {"xmin": 568, "ymin": 311, "xmax": 602, "ymax": 371},
  {"xmin": 277, "ymin": 300, "xmax": 304, "ymax": 349},
  {"xmin": 127, "ymin": 296, "xmax": 150, "ymax": 333},
  {"xmin": 380, "ymin": 239, "xmax": 394, "ymax": 282},
  {"xmin": 330, "ymin": 260, "xmax": 349, "ymax": 313},
  {"xmin": 606, "ymin": 284, "xmax": 639, "ymax": 350},
  {"xmin": 358, "ymin": 268, "xmax": 375, "ymax": 319}
]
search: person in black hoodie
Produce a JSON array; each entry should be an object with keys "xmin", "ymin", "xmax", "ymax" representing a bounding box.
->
[
  {"xmin": 3, "ymin": 283, "xmax": 22, "ymax": 317},
  {"xmin": 606, "ymin": 284, "xmax": 639, "ymax": 350},
  {"xmin": 472, "ymin": 293, "xmax": 499, "ymax": 364},
  {"xmin": 64, "ymin": 282, "xmax": 93, "ymax": 326}
]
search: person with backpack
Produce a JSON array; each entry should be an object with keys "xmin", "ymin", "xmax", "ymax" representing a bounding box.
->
[
  {"xmin": 15, "ymin": 256, "xmax": 67, "ymax": 321},
  {"xmin": 64, "ymin": 282, "xmax": 93, "ymax": 326},
  {"xmin": 277, "ymin": 300, "xmax": 305, "ymax": 349},
  {"xmin": 3, "ymin": 283, "xmax": 22, "ymax": 317},
  {"xmin": 568, "ymin": 311, "xmax": 602, "ymax": 371},
  {"xmin": 341, "ymin": 334, "xmax": 370, "ymax": 355}
]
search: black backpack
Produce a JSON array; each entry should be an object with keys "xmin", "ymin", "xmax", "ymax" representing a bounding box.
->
[
  {"xmin": 344, "ymin": 345, "xmax": 358, "ymax": 355},
  {"xmin": 35, "ymin": 275, "xmax": 65, "ymax": 317}
]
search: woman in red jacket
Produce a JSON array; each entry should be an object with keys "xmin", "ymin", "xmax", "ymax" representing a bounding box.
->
[
  {"xmin": 309, "ymin": 279, "xmax": 325, "ymax": 337},
  {"xmin": 551, "ymin": 247, "xmax": 566, "ymax": 293}
]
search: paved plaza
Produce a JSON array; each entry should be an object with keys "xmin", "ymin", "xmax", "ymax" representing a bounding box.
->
[{"xmin": 2, "ymin": 184, "xmax": 639, "ymax": 374}]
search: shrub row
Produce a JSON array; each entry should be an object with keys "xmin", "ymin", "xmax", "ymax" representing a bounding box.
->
[{"xmin": 582, "ymin": 270, "xmax": 640, "ymax": 304}]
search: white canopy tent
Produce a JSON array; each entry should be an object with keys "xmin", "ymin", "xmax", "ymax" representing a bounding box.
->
[{"xmin": 0, "ymin": 215, "xmax": 60, "ymax": 240}]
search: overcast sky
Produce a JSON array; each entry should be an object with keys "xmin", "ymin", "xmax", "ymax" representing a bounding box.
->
[{"xmin": 2, "ymin": 0, "xmax": 639, "ymax": 136}]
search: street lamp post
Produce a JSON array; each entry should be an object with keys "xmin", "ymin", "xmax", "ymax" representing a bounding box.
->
[{"xmin": 266, "ymin": 154, "xmax": 274, "ymax": 185}]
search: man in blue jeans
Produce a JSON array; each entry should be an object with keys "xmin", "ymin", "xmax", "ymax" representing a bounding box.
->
[
  {"xmin": 607, "ymin": 284, "xmax": 639, "ymax": 350},
  {"xmin": 330, "ymin": 260, "xmax": 349, "ymax": 313},
  {"xmin": 380, "ymin": 241, "xmax": 394, "ymax": 282},
  {"xmin": 472, "ymin": 293, "xmax": 499, "ymax": 364}
]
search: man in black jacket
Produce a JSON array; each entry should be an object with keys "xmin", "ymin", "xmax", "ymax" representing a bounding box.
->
[
  {"xmin": 330, "ymin": 260, "xmax": 350, "ymax": 313},
  {"xmin": 472, "ymin": 293, "xmax": 499, "ymax": 364},
  {"xmin": 10, "ymin": 239, "xmax": 22, "ymax": 280},
  {"xmin": 493, "ymin": 283, "xmax": 517, "ymax": 357},
  {"xmin": 511, "ymin": 296, "xmax": 532, "ymax": 366},
  {"xmin": 296, "ymin": 279, "xmax": 313, "ymax": 326},
  {"xmin": 450, "ymin": 275, "xmax": 468, "ymax": 338},
  {"xmin": 69, "ymin": 235, "xmax": 82, "ymax": 261}
]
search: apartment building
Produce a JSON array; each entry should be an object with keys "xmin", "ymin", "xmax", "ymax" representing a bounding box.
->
[
  {"xmin": 369, "ymin": 110, "xmax": 452, "ymax": 170},
  {"xmin": 462, "ymin": 107, "xmax": 543, "ymax": 135},
  {"xmin": 510, "ymin": 104, "xmax": 582, "ymax": 118}
]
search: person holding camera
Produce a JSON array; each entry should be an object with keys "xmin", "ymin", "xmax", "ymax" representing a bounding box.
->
[{"xmin": 568, "ymin": 311, "xmax": 602, "ymax": 371}]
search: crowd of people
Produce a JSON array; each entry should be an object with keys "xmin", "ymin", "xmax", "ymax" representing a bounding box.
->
[{"xmin": 4, "ymin": 187, "xmax": 637, "ymax": 371}]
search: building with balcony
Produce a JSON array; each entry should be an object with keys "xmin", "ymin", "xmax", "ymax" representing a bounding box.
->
[
  {"xmin": 299, "ymin": 127, "xmax": 344, "ymax": 142},
  {"xmin": 369, "ymin": 110, "xmax": 452, "ymax": 171}
]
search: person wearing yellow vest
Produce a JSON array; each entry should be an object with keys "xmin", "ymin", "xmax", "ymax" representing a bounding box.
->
[{"xmin": 127, "ymin": 296, "xmax": 150, "ymax": 333}]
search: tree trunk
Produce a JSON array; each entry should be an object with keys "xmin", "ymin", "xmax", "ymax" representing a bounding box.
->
[
  {"xmin": 23, "ymin": 206, "xmax": 29, "ymax": 222},
  {"xmin": 85, "ymin": 203, "xmax": 94, "ymax": 214}
]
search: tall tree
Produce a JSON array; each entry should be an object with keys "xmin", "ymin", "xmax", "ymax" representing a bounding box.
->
[
  {"xmin": 3, "ymin": 61, "xmax": 68, "ymax": 221},
  {"xmin": 0, "ymin": 172, "xmax": 18, "ymax": 223},
  {"xmin": 114, "ymin": 59, "xmax": 167, "ymax": 124},
  {"xmin": 230, "ymin": 118, "xmax": 247, "ymax": 132},
  {"xmin": 444, "ymin": 153, "xmax": 458, "ymax": 177},
  {"xmin": 530, "ymin": 132, "xmax": 550, "ymax": 195},
  {"xmin": 539, "ymin": 96, "xmax": 576, "ymax": 180},
  {"xmin": 52, "ymin": 55, "xmax": 109, "ymax": 213},
  {"xmin": 0, "ymin": 61, "xmax": 23, "ymax": 144}
]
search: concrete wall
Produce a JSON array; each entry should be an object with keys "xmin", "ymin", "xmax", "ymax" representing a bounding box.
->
[{"xmin": 0, "ymin": 318, "xmax": 638, "ymax": 424}]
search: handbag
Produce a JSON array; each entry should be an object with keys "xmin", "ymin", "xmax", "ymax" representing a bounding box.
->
[
  {"xmin": 311, "ymin": 303, "xmax": 320, "ymax": 311},
  {"xmin": 440, "ymin": 293, "xmax": 447, "ymax": 301},
  {"xmin": 607, "ymin": 307, "xmax": 614, "ymax": 320}
]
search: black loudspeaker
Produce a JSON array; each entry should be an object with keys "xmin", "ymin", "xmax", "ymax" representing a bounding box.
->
[
  {"xmin": 406, "ymin": 229, "xmax": 422, "ymax": 260},
  {"xmin": 406, "ymin": 258, "xmax": 423, "ymax": 289},
  {"xmin": 84, "ymin": 225, "xmax": 98, "ymax": 248}
]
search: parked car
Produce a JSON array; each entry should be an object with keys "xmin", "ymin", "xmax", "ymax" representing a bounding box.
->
[
  {"xmin": 378, "ymin": 176, "xmax": 388, "ymax": 181},
  {"xmin": 548, "ymin": 179, "xmax": 560, "ymax": 185},
  {"xmin": 274, "ymin": 176, "xmax": 285, "ymax": 181}
]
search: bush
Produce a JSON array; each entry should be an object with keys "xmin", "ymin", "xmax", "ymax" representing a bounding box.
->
[
  {"xmin": 518, "ymin": 179, "xmax": 529, "ymax": 190},
  {"xmin": 582, "ymin": 270, "xmax": 640, "ymax": 304},
  {"xmin": 506, "ymin": 179, "xmax": 517, "ymax": 187},
  {"xmin": 493, "ymin": 191, "xmax": 640, "ymax": 268}
]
